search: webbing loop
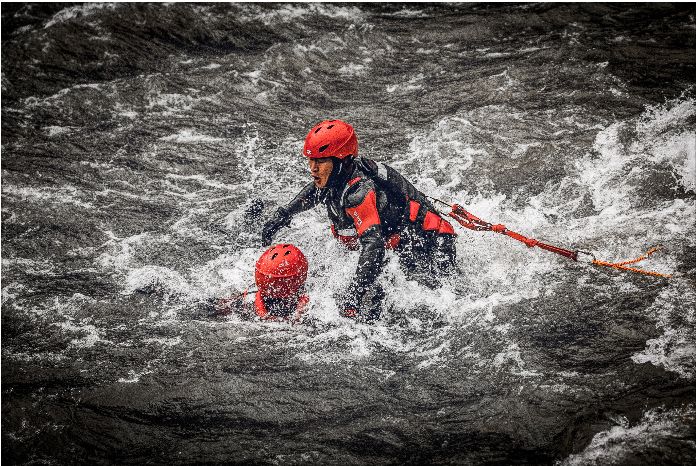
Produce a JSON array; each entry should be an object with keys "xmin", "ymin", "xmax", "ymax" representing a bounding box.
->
[{"xmin": 591, "ymin": 247, "xmax": 671, "ymax": 278}]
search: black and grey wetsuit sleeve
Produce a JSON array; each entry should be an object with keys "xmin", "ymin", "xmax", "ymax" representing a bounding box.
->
[
  {"xmin": 282, "ymin": 182, "xmax": 323, "ymax": 217},
  {"xmin": 342, "ymin": 179, "xmax": 385, "ymax": 310}
]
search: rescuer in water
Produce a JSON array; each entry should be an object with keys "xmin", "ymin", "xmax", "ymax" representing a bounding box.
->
[{"xmin": 261, "ymin": 120, "xmax": 457, "ymax": 321}]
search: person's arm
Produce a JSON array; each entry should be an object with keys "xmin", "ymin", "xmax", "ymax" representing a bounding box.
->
[
  {"xmin": 202, "ymin": 291, "xmax": 248, "ymax": 317},
  {"xmin": 284, "ymin": 181, "xmax": 322, "ymax": 216},
  {"xmin": 262, "ymin": 182, "xmax": 321, "ymax": 246},
  {"xmin": 340, "ymin": 180, "xmax": 386, "ymax": 316}
]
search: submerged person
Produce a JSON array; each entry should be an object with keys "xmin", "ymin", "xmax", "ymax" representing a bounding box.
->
[
  {"xmin": 208, "ymin": 243, "xmax": 309, "ymax": 323},
  {"xmin": 262, "ymin": 120, "xmax": 457, "ymax": 321}
]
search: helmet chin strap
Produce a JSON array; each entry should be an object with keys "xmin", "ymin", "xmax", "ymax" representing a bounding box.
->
[{"xmin": 327, "ymin": 157, "xmax": 353, "ymax": 188}]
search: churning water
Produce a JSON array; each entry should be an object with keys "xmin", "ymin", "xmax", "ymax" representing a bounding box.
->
[{"xmin": 2, "ymin": 3, "xmax": 695, "ymax": 464}]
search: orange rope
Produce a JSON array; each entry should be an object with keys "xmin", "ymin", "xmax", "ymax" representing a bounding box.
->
[
  {"xmin": 435, "ymin": 197, "xmax": 674, "ymax": 279},
  {"xmin": 591, "ymin": 247, "xmax": 671, "ymax": 278},
  {"xmin": 610, "ymin": 246, "xmax": 661, "ymax": 266}
]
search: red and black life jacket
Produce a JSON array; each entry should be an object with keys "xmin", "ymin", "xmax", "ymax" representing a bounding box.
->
[{"xmin": 329, "ymin": 157, "xmax": 456, "ymax": 249}]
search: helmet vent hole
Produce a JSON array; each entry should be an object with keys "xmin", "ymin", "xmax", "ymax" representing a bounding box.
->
[
  {"xmin": 319, "ymin": 144, "xmax": 329, "ymax": 153},
  {"xmin": 327, "ymin": 124, "xmax": 334, "ymax": 129},
  {"xmin": 314, "ymin": 127, "xmax": 322, "ymax": 134},
  {"xmin": 271, "ymin": 253, "xmax": 278, "ymax": 260},
  {"xmin": 284, "ymin": 250, "xmax": 291, "ymax": 256},
  {"xmin": 282, "ymin": 244, "xmax": 289, "ymax": 248}
]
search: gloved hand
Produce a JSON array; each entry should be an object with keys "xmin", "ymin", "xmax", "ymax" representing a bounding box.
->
[
  {"xmin": 261, "ymin": 207, "xmax": 291, "ymax": 246},
  {"xmin": 338, "ymin": 283, "xmax": 384, "ymax": 322}
]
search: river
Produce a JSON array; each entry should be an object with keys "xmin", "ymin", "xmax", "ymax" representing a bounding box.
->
[{"xmin": 2, "ymin": 3, "xmax": 695, "ymax": 464}]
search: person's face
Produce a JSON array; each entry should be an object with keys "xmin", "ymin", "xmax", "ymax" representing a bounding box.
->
[{"xmin": 308, "ymin": 157, "xmax": 334, "ymax": 188}]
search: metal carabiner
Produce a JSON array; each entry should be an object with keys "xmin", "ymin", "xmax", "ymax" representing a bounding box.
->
[{"xmin": 575, "ymin": 250, "xmax": 596, "ymax": 264}]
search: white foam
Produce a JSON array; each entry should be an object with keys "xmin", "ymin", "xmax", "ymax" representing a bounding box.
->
[
  {"xmin": 388, "ymin": 9, "xmax": 425, "ymax": 18},
  {"xmin": 492, "ymin": 342, "xmax": 541, "ymax": 377},
  {"xmin": 147, "ymin": 92, "xmax": 194, "ymax": 114},
  {"xmin": 28, "ymin": 83, "xmax": 108, "ymax": 105},
  {"xmin": 246, "ymin": 4, "xmax": 365, "ymax": 26},
  {"xmin": 3, "ymin": 352, "xmax": 67, "ymax": 363},
  {"xmin": 123, "ymin": 266, "xmax": 191, "ymax": 297},
  {"xmin": 385, "ymin": 73, "xmax": 426, "ymax": 94},
  {"xmin": 118, "ymin": 368, "xmax": 152, "ymax": 383},
  {"xmin": 97, "ymin": 231, "xmax": 169, "ymax": 272},
  {"xmin": 671, "ymin": 132, "xmax": 696, "ymax": 193},
  {"xmin": 632, "ymin": 282, "xmax": 696, "ymax": 379},
  {"xmin": 483, "ymin": 52, "xmax": 510, "ymax": 58},
  {"xmin": 165, "ymin": 173, "xmax": 229, "ymax": 190},
  {"xmin": 45, "ymin": 126, "xmax": 72, "ymax": 136},
  {"xmin": 561, "ymin": 405, "xmax": 696, "ymax": 465},
  {"xmin": 520, "ymin": 47, "xmax": 545, "ymax": 53},
  {"xmin": 143, "ymin": 336, "xmax": 182, "ymax": 347},
  {"xmin": 490, "ymin": 69, "xmax": 518, "ymax": 91},
  {"xmin": 188, "ymin": 248, "xmax": 258, "ymax": 299},
  {"xmin": 2, "ymin": 184, "xmax": 95, "ymax": 209},
  {"xmin": 576, "ymin": 98, "xmax": 696, "ymax": 215},
  {"xmin": 160, "ymin": 129, "xmax": 224, "ymax": 144},
  {"xmin": 2, "ymin": 258, "xmax": 56, "ymax": 276},
  {"xmin": 44, "ymin": 3, "xmax": 117, "ymax": 29},
  {"xmin": 338, "ymin": 63, "xmax": 367, "ymax": 76},
  {"xmin": 59, "ymin": 321, "xmax": 102, "ymax": 348},
  {"xmin": 89, "ymin": 95, "xmax": 693, "ymax": 381}
]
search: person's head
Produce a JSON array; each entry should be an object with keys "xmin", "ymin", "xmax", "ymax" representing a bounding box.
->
[
  {"xmin": 255, "ymin": 243, "xmax": 308, "ymax": 305},
  {"xmin": 303, "ymin": 120, "xmax": 358, "ymax": 188}
]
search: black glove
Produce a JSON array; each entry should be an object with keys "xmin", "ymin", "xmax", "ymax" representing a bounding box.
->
[
  {"xmin": 337, "ymin": 283, "xmax": 384, "ymax": 322},
  {"xmin": 261, "ymin": 207, "xmax": 291, "ymax": 246}
]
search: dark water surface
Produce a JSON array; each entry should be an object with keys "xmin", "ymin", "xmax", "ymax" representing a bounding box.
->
[{"xmin": 2, "ymin": 3, "xmax": 696, "ymax": 464}]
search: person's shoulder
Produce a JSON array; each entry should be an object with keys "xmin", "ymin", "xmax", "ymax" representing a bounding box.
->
[{"xmin": 342, "ymin": 175, "xmax": 377, "ymax": 208}]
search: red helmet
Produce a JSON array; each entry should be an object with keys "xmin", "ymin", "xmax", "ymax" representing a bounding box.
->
[
  {"xmin": 255, "ymin": 244, "xmax": 309, "ymax": 299},
  {"xmin": 303, "ymin": 119, "xmax": 358, "ymax": 160}
]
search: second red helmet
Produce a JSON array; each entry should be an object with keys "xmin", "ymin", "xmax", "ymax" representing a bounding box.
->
[
  {"xmin": 303, "ymin": 119, "xmax": 358, "ymax": 160},
  {"xmin": 255, "ymin": 244, "xmax": 309, "ymax": 299}
]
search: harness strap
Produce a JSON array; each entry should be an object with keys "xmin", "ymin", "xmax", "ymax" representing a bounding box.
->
[{"xmin": 340, "ymin": 177, "xmax": 360, "ymax": 207}]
